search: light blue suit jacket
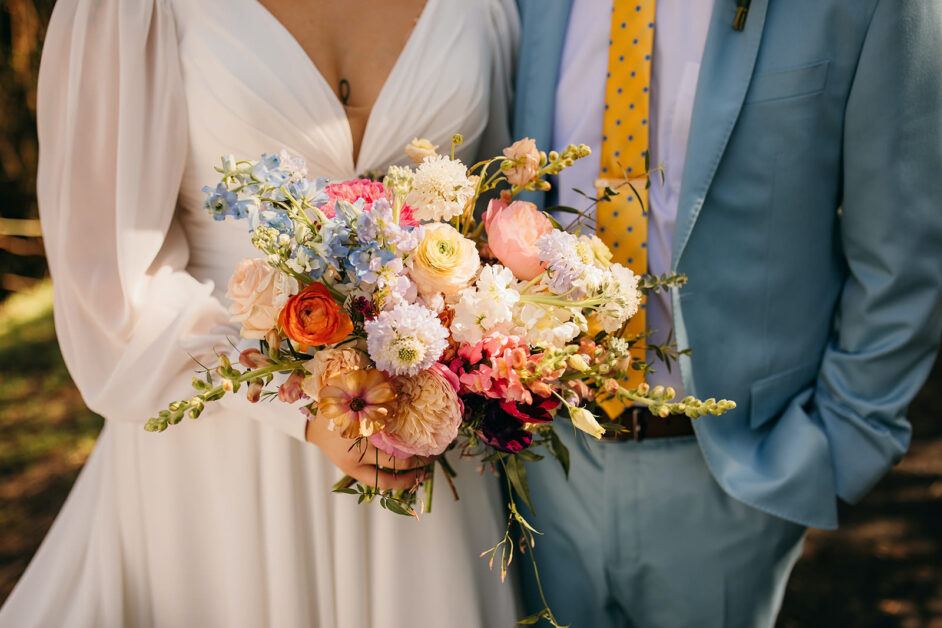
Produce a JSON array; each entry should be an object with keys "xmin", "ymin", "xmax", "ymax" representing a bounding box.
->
[{"xmin": 514, "ymin": 0, "xmax": 942, "ymax": 529}]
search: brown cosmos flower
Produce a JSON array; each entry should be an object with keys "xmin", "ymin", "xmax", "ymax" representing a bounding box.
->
[{"xmin": 316, "ymin": 369, "xmax": 398, "ymax": 439}]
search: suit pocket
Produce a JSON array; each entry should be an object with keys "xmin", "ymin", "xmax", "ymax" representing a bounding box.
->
[
  {"xmin": 750, "ymin": 360, "xmax": 819, "ymax": 429},
  {"xmin": 745, "ymin": 60, "xmax": 830, "ymax": 104}
]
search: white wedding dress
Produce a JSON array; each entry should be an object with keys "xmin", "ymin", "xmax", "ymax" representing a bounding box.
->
[{"xmin": 0, "ymin": 0, "xmax": 519, "ymax": 626}]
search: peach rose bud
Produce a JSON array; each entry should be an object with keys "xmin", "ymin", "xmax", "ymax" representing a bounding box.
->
[
  {"xmin": 483, "ymin": 199, "xmax": 554, "ymax": 281},
  {"xmin": 502, "ymin": 137, "xmax": 541, "ymax": 187},
  {"xmin": 404, "ymin": 138, "xmax": 439, "ymax": 164}
]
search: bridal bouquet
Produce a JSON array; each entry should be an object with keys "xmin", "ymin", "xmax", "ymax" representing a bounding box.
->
[{"xmin": 146, "ymin": 135, "xmax": 733, "ymax": 625}]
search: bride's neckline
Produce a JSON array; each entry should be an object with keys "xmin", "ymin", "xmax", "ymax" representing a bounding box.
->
[{"xmin": 252, "ymin": 0, "xmax": 434, "ymax": 173}]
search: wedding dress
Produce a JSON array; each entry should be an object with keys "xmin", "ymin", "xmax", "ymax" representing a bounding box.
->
[{"xmin": 0, "ymin": 0, "xmax": 519, "ymax": 626}]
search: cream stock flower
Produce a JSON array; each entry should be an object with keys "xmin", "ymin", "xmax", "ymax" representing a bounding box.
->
[
  {"xmin": 409, "ymin": 223, "xmax": 480, "ymax": 296},
  {"xmin": 227, "ymin": 258, "xmax": 299, "ymax": 339}
]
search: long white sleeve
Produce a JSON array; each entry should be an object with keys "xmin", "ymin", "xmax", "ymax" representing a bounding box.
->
[{"xmin": 36, "ymin": 0, "xmax": 307, "ymax": 441}]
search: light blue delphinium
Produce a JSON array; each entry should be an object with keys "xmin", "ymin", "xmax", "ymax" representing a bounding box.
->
[{"xmin": 202, "ymin": 183, "xmax": 254, "ymax": 221}]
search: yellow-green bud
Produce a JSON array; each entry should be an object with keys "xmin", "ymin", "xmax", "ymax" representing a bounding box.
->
[{"xmin": 568, "ymin": 354, "xmax": 590, "ymax": 372}]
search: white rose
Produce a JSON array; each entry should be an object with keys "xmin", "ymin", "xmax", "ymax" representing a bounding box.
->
[{"xmin": 226, "ymin": 258, "xmax": 299, "ymax": 339}]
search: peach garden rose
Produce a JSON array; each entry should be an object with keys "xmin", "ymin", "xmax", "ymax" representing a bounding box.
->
[
  {"xmin": 301, "ymin": 347, "xmax": 369, "ymax": 401},
  {"xmin": 369, "ymin": 363, "xmax": 463, "ymax": 458},
  {"xmin": 502, "ymin": 137, "xmax": 541, "ymax": 187}
]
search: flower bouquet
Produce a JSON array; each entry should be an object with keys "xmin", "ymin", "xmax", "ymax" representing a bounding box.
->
[{"xmin": 145, "ymin": 135, "xmax": 735, "ymax": 627}]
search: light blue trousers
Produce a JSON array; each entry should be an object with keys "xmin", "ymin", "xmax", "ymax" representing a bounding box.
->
[{"xmin": 520, "ymin": 423, "xmax": 806, "ymax": 628}]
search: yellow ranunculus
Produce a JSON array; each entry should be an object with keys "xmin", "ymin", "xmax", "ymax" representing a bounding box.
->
[{"xmin": 409, "ymin": 223, "xmax": 480, "ymax": 296}]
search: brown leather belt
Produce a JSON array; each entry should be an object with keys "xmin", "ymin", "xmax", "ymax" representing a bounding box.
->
[{"xmin": 601, "ymin": 406, "xmax": 695, "ymax": 442}]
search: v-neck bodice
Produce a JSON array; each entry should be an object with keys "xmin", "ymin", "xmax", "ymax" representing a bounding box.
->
[
  {"xmin": 169, "ymin": 0, "xmax": 515, "ymax": 294},
  {"xmin": 253, "ymin": 0, "xmax": 434, "ymax": 167}
]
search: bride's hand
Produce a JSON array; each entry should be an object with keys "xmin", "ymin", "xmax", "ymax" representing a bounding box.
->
[{"xmin": 304, "ymin": 418, "xmax": 428, "ymax": 491}]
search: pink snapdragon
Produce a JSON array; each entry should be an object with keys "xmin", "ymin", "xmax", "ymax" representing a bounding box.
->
[{"xmin": 452, "ymin": 334, "xmax": 559, "ymax": 406}]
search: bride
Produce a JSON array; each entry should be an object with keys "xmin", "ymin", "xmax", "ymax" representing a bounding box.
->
[{"xmin": 0, "ymin": 0, "xmax": 519, "ymax": 626}]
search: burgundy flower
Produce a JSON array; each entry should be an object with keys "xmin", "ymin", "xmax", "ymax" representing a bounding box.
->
[
  {"xmin": 498, "ymin": 395, "xmax": 560, "ymax": 424},
  {"xmin": 477, "ymin": 400, "xmax": 533, "ymax": 453}
]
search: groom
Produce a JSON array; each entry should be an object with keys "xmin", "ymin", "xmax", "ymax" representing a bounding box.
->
[{"xmin": 513, "ymin": 1, "xmax": 942, "ymax": 626}]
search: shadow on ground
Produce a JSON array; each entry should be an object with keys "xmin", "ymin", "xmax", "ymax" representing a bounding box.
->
[
  {"xmin": 0, "ymin": 282, "xmax": 940, "ymax": 626},
  {"xmin": 778, "ymin": 354, "xmax": 942, "ymax": 628}
]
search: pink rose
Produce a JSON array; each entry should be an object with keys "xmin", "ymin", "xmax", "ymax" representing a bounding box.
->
[
  {"xmin": 226, "ymin": 258, "xmax": 299, "ymax": 339},
  {"xmin": 483, "ymin": 200, "xmax": 553, "ymax": 280},
  {"xmin": 369, "ymin": 364, "xmax": 463, "ymax": 458},
  {"xmin": 502, "ymin": 137, "xmax": 541, "ymax": 187}
]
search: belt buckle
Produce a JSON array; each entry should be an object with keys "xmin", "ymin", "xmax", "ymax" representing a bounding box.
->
[{"xmin": 629, "ymin": 407, "xmax": 648, "ymax": 442}]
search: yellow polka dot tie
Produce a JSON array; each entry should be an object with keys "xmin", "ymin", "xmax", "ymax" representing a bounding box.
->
[{"xmin": 598, "ymin": 0, "xmax": 655, "ymax": 418}]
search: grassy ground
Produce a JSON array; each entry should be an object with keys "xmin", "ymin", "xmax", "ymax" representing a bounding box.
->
[{"xmin": 0, "ymin": 280, "xmax": 939, "ymax": 625}]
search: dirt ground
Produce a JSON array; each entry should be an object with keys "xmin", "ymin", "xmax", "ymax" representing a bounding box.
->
[{"xmin": 0, "ymin": 284, "xmax": 940, "ymax": 625}]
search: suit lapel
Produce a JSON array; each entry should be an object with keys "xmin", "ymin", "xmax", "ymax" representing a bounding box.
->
[{"xmin": 672, "ymin": 0, "xmax": 769, "ymax": 268}]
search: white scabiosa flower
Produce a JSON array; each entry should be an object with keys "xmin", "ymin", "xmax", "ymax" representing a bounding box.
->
[
  {"xmin": 365, "ymin": 303, "xmax": 449, "ymax": 376},
  {"xmin": 405, "ymin": 155, "xmax": 476, "ymax": 222}
]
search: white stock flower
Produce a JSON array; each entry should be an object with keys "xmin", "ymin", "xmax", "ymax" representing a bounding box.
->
[
  {"xmin": 513, "ymin": 302, "xmax": 580, "ymax": 349},
  {"xmin": 597, "ymin": 263, "xmax": 642, "ymax": 332},
  {"xmin": 365, "ymin": 303, "xmax": 449, "ymax": 376},
  {"xmin": 536, "ymin": 230, "xmax": 607, "ymax": 299},
  {"xmin": 449, "ymin": 265, "xmax": 519, "ymax": 345},
  {"xmin": 405, "ymin": 155, "xmax": 476, "ymax": 222}
]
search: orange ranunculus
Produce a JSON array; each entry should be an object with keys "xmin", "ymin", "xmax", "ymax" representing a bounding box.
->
[{"xmin": 278, "ymin": 283, "xmax": 353, "ymax": 346}]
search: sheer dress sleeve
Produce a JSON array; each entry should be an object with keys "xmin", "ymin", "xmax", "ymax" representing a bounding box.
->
[{"xmin": 36, "ymin": 0, "xmax": 308, "ymax": 440}]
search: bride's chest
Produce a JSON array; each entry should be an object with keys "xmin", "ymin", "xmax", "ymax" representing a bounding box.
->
[{"xmin": 167, "ymin": 0, "xmax": 492, "ymax": 129}]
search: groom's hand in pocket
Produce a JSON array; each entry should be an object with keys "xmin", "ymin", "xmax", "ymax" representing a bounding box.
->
[{"xmin": 304, "ymin": 418, "xmax": 429, "ymax": 490}]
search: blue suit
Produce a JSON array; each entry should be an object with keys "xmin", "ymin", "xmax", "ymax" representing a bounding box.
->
[{"xmin": 515, "ymin": 1, "xmax": 942, "ymax": 625}]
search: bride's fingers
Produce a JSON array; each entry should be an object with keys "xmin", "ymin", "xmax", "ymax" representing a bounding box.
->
[
  {"xmin": 350, "ymin": 441, "xmax": 427, "ymax": 471},
  {"xmin": 347, "ymin": 464, "xmax": 427, "ymax": 491}
]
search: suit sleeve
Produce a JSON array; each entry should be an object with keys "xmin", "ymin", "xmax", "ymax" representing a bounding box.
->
[{"xmin": 818, "ymin": 0, "xmax": 942, "ymax": 502}]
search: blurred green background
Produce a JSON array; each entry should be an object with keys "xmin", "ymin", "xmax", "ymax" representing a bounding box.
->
[{"xmin": 0, "ymin": 2, "xmax": 940, "ymax": 625}]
